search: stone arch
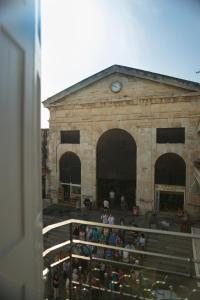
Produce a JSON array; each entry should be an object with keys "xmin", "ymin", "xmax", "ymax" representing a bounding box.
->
[
  {"xmin": 155, "ymin": 153, "xmax": 186, "ymax": 211},
  {"xmin": 59, "ymin": 151, "xmax": 81, "ymax": 203},
  {"xmin": 59, "ymin": 151, "xmax": 81, "ymax": 184},
  {"xmin": 155, "ymin": 152, "xmax": 186, "ymax": 186},
  {"xmin": 96, "ymin": 128, "xmax": 137, "ymax": 208}
]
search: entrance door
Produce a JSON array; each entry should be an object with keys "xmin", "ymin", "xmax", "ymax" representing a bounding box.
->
[
  {"xmin": 97, "ymin": 129, "xmax": 136, "ymax": 209},
  {"xmin": 155, "ymin": 153, "xmax": 186, "ymax": 211},
  {"xmin": 159, "ymin": 191, "xmax": 184, "ymax": 211},
  {"xmin": 59, "ymin": 152, "xmax": 81, "ymax": 203}
]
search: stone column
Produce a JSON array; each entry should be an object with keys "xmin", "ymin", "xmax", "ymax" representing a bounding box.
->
[
  {"xmin": 48, "ymin": 126, "xmax": 60, "ymax": 203},
  {"xmin": 136, "ymin": 127, "xmax": 154, "ymax": 213},
  {"xmin": 80, "ymin": 127, "xmax": 96, "ymax": 207}
]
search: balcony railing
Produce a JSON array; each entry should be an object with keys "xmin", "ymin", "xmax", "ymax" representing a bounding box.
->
[{"xmin": 43, "ymin": 219, "xmax": 200, "ymax": 300}]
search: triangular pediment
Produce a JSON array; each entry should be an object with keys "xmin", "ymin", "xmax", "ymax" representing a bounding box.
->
[{"xmin": 43, "ymin": 65, "xmax": 200, "ymax": 107}]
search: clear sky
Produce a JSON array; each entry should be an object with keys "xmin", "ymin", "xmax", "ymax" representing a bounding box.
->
[{"xmin": 41, "ymin": 0, "xmax": 200, "ymax": 128}]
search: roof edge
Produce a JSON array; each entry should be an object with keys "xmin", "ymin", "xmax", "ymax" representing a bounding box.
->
[{"xmin": 43, "ymin": 65, "xmax": 200, "ymax": 107}]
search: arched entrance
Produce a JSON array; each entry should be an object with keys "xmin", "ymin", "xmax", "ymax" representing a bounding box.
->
[
  {"xmin": 155, "ymin": 153, "xmax": 186, "ymax": 211},
  {"xmin": 59, "ymin": 152, "xmax": 81, "ymax": 202},
  {"xmin": 96, "ymin": 129, "xmax": 136, "ymax": 209}
]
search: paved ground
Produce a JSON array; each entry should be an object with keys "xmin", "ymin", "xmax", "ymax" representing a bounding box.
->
[{"xmin": 43, "ymin": 203, "xmax": 185, "ymax": 229}]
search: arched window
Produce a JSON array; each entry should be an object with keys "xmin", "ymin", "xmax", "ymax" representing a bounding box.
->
[
  {"xmin": 59, "ymin": 152, "xmax": 81, "ymax": 184},
  {"xmin": 155, "ymin": 153, "xmax": 186, "ymax": 186},
  {"xmin": 155, "ymin": 153, "xmax": 186, "ymax": 211}
]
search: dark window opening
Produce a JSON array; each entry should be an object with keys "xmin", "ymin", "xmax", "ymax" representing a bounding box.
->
[
  {"xmin": 156, "ymin": 128, "xmax": 185, "ymax": 143},
  {"xmin": 61, "ymin": 130, "xmax": 80, "ymax": 144}
]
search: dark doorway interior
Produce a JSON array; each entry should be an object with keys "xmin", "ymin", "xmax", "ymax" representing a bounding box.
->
[
  {"xmin": 60, "ymin": 152, "xmax": 81, "ymax": 184},
  {"xmin": 59, "ymin": 152, "xmax": 81, "ymax": 201},
  {"xmin": 97, "ymin": 129, "xmax": 136, "ymax": 209},
  {"xmin": 155, "ymin": 153, "xmax": 186, "ymax": 186},
  {"xmin": 159, "ymin": 191, "xmax": 184, "ymax": 211},
  {"xmin": 155, "ymin": 153, "xmax": 186, "ymax": 211}
]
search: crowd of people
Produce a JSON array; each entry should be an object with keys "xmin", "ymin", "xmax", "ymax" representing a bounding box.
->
[
  {"xmin": 51, "ymin": 258, "xmax": 149, "ymax": 299},
  {"xmin": 72, "ymin": 210, "xmax": 146, "ymax": 263},
  {"xmin": 49, "ymin": 210, "xmax": 146, "ymax": 299}
]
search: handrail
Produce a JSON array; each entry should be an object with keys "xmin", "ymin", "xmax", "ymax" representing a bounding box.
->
[
  {"xmin": 43, "ymin": 219, "xmax": 200, "ymax": 266},
  {"xmin": 43, "ymin": 218, "xmax": 200, "ymax": 299},
  {"xmin": 71, "ymin": 281, "xmax": 140, "ymax": 299},
  {"xmin": 72, "ymin": 239, "xmax": 190, "ymax": 262},
  {"xmin": 43, "ymin": 218, "xmax": 200, "ymax": 239},
  {"xmin": 43, "ymin": 240, "xmax": 70, "ymax": 257}
]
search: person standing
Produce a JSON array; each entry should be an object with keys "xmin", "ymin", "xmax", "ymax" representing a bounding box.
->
[
  {"xmin": 109, "ymin": 189, "xmax": 115, "ymax": 209},
  {"xmin": 123, "ymin": 242, "xmax": 135, "ymax": 263},
  {"xmin": 108, "ymin": 213, "xmax": 115, "ymax": 225},
  {"xmin": 101, "ymin": 212, "xmax": 108, "ymax": 224},
  {"xmin": 63, "ymin": 260, "xmax": 70, "ymax": 280},
  {"xmin": 103, "ymin": 199, "xmax": 110, "ymax": 209},
  {"xmin": 120, "ymin": 194, "xmax": 127, "ymax": 210},
  {"xmin": 138, "ymin": 233, "xmax": 146, "ymax": 250},
  {"xmin": 52, "ymin": 271, "xmax": 59, "ymax": 299}
]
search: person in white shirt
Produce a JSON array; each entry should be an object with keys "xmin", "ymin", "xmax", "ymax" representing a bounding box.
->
[
  {"xmin": 123, "ymin": 242, "xmax": 135, "ymax": 263},
  {"xmin": 103, "ymin": 199, "xmax": 109, "ymax": 209},
  {"xmin": 108, "ymin": 213, "xmax": 115, "ymax": 225},
  {"xmin": 138, "ymin": 234, "xmax": 145, "ymax": 250},
  {"xmin": 109, "ymin": 190, "xmax": 115, "ymax": 209},
  {"xmin": 101, "ymin": 212, "xmax": 108, "ymax": 224}
]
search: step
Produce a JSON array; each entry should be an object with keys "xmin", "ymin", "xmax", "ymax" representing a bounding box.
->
[{"xmin": 144, "ymin": 258, "xmax": 191, "ymax": 273}]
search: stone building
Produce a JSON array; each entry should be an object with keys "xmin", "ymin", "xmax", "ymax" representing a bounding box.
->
[{"xmin": 43, "ymin": 65, "xmax": 200, "ymax": 217}]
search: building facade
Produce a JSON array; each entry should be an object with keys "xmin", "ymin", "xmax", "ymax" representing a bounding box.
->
[{"xmin": 43, "ymin": 65, "xmax": 200, "ymax": 218}]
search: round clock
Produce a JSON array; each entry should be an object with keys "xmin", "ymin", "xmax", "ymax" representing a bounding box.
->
[{"xmin": 111, "ymin": 81, "xmax": 122, "ymax": 93}]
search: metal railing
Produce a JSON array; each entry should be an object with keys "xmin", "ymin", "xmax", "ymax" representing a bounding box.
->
[{"xmin": 43, "ymin": 219, "xmax": 200, "ymax": 299}]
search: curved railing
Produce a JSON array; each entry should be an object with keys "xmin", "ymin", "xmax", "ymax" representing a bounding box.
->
[{"xmin": 43, "ymin": 219, "xmax": 200, "ymax": 299}]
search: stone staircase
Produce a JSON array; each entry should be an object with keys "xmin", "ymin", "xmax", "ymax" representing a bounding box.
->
[{"xmin": 144, "ymin": 232, "xmax": 193, "ymax": 276}]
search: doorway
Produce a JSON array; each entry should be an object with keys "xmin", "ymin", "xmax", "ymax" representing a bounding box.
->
[
  {"xmin": 96, "ymin": 128, "xmax": 136, "ymax": 209},
  {"xmin": 156, "ymin": 190, "xmax": 184, "ymax": 211},
  {"xmin": 59, "ymin": 151, "xmax": 81, "ymax": 202},
  {"xmin": 155, "ymin": 153, "xmax": 186, "ymax": 211}
]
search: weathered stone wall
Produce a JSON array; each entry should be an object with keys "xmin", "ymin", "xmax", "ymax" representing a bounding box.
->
[{"xmin": 47, "ymin": 74, "xmax": 200, "ymax": 217}]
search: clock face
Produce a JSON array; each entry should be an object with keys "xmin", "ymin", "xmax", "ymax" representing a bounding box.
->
[{"xmin": 111, "ymin": 81, "xmax": 122, "ymax": 93}]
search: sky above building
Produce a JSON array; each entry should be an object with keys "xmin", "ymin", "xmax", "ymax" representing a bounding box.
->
[{"xmin": 41, "ymin": 0, "xmax": 200, "ymax": 128}]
